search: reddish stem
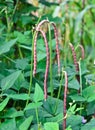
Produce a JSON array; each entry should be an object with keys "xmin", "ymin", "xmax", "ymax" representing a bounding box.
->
[
  {"xmin": 33, "ymin": 29, "xmax": 50, "ymax": 100},
  {"xmin": 69, "ymin": 43, "xmax": 79, "ymax": 72},
  {"xmin": 39, "ymin": 30, "xmax": 50, "ymax": 100},
  {"xmin": 33, "ymin": 20, "xmax": 49, "ymax": 76},
  {"xmin": 69, "ymin": 43, "xmax": 80, "ymax": 92},
  {"xmin": 33, "ymin": 31, "xmax": 38, "ymax": 76},
  {"xmin": 33, "ymin": 20, "xmax": 60, "ymax": 99},
  {"xmin": 36, "ymin": 20, "xmax": 49, "ymax": 31}
]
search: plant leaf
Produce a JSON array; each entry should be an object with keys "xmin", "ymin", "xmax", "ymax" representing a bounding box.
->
[
  {"xmin": 1, "ymin": 70, "xmax": 21, "ymax": 90},
  {"xmin": 0, "ymin": 39, "xmax": 17, "ymax": 55},
  {"xmin": 24, "ymin": 102, "xmax": 43, "ymax": 110},
  {"xmin": 8, "ymin": 93, "xmax": 30, "ymax": 100},
  {"xmin": 33, "ymin": 83, "xmax": 44, "ymax": 102},
  {"xmin": 44, "ymin": 122, "xmax": 59, "ymax": 130},
  {"xmin": 75, "ymin": 5, "xmax": 95, "ymax": 33},
  {"xmin": 0, "ymin": 108, "xmax": 24, "ymax": 118},
  {"xmin": 87, "ymin": 101, "xmax": 95, "ymax": 115},
  {"xmin": 0, "ymin": 97, "xmax": 9, "ymax": 112},
  {"xmin": 81, "ymin": 118, "xmax": 95, "ymax": 130},
  {"xmin": 68, "ymin": 78, "xmax": 80, "ymax": 90},
  {"xmin": 15, "ymin": 58, "xmax": 28, "ymax": 70},
  {"xmin": 69, "ymin": 94, "xmax": 86, "ymax": 102},
  {"xmin": 82, "ymin": 86, "xmax": 95, "ymax": 100},
  {"xmin": 19, "ymin": 116, "xmax": 33, "ymax": 130},
  {"xmin": 0, "ymin": 118, "xmax": 17, "ymax": 130}
]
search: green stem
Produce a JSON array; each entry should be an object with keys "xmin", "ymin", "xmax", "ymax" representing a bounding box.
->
[
  {"xmin": 54, "ymin": 70, "xmax": 63, "ymax": 113},
  {"xmin": 26, "ymin": 31, "xmax": 36, "ymax": 106},
  {"xmin": 79, "ymin": 59, "xmax": 82, "ymax": 115},
  {"xmin": 48, "ymin": 24, "xmax": 53, "ymax": 97},
  {"xmin": 3, "ymin": 54, "xmax": 16, "ymax": 63},
  {"xmin": 18, "ymin": 44, "xmax": 23, "ymax": 59},
  {"xmin": 79, "ymin": 59, "xmax": 82, "ymax": 95},
  {"xmin": 26, "ymin": 17, "xmax": 41, "ymax": 106},
  {"xmin": 35, "ymin": 108, "xmax": 39, "ymax": 125},
  {"xmin": 12, "ymin": 0, "xmax": 19, "ymax": 18},
  {"xmin": 57, "ymin": 113, "xmax": 67, "ymax": 123}
]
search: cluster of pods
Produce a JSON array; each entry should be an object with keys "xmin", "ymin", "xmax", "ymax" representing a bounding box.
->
[{"xmin": 33, "ymin": 19, "xmax": 85, "ymax": 130}]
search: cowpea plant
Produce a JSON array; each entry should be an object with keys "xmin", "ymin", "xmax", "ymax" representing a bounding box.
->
[
  {"xmin": 33, "ymin": 19, "xmax": 60, "ymax": 100},
  {"xmin": 0, "ymin": 1, "xmax": 95, "ymax": 130}
]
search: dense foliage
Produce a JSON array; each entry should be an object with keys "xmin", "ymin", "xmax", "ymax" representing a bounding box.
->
[{"xmin": 0, "ymin": 0, "xmax": 95, "ymax": 130}]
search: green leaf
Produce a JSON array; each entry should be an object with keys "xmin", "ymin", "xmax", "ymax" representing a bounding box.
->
[
  {"xmin": 33, "ymin": 83, "xmax": 44, "ymax": 102},
  {"xmin": 88, "ymin": 95, "xmax": 95, "ymax": 102},
  {"xmin": 0, "ymin": 97, "xmax": 9, "ymax": 112},
  {"xmin": 24, "ymin": 102, "xmax": 43, "ymax": 110},
  {"xmin": 87, "ymin": 101, "xmax": 95, "ymax": 115},
  {"xmin": 91, "ymin": 128, "xmax": 95, "ymax": 130},
  {"xmin": 69, "ymin": 94, "xmax": 86, "ymax": 102},
  {"xmin": 15, "ymin": 58, "xmax": 28, "ymax": 70},
  {"xmin": 81, "ymin": 119, "xmax": 95, "ymax": 130},
  {"xmin": 14, "ymin": 72, "xmax": 26, "ymax": 90},
  {"xmin": 67, "ymin": 115, "xmax": 82, "ymax": 130},
  {"xmin": 1, "ymin": 70, "xmax": 21, "ymax": 90},
  {"xmin": 21, "ymin": 15, "xmax": 32, "ymax": 25},
  {"xmin": 45, "ymin": 113, "xmax": 63, "ymax": 122},
  {"xmin": 8, "ymin": 93, "xmax": 30, "ymax": 100},
  {"xmin": 14, "ymin": 31, "xmax": 31, "ymax": 45},
  {"xmin": 0, "ymin": 118, "xmax": 17, "ymax": 130},
  {"xmin": 19, "ymin": 116, "xmax": 33, "ymax": 130},
  {"xmin": 0, "ymin": 39, "xmax": 17, "ymax": 55},
  {"xmin": 44, "ymin": 122, "xmax": 59, "ymax": 130},
  {"xmin": 75, "ymin": 5, "xmax": 95, "ymax": 33},
  {"xmin": 68, "ymin": 78, "xmax": 80, "ymax": 90},
  {"xmin": 82, "ymin": 86, "xmax": 95, "ymax": 101},
  {"xmin": 43, "ymin": 96, "xmax": 63, "ymax": 115},
  {"xmin": 85, "ymin": 74, "xmax": 95, "ymax": 85},
  {"xmin": 0, "ymin": 108, "xmax": 24, "ymax": 118},
  {"xmin": 67, "ymin": 104, "xmax": 77, "ymax": 115}
]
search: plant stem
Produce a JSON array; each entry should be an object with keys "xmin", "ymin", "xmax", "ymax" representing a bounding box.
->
[
  {"xmin": 3, "ymin": 54, "xmax": 16, "ymax": 63},
  {"xmin": 69, "ymin": 43, "xmax": 79, "ymax": 72},
  {"xmin": 35, "ymin": 108, "xmax": 39, "ymax": 126},
  {"xmin": 48, "ymin": 24, "xmax": 53, "ymax": 97},
  {"xmin": 63, "ymin": 70, "xmax": 68, "ymax": 130},
  {"xmin": 12, "ymin": 0, "xmax": 19, "ymax": 18},
  {"xmin": 26, "ymin": 18, "xmax": 41, "ymax": 106},
  {"xmin": 79, "ymin": 59, "xmax": 83, "ymax": 115},
  {"xmin": 54, "ymin": 70, "xmax": 63, "ymax": 113},
  {"xmin": 57, "ymin": 114, "xmax": 67, "ymax": 123},
  {"xmin": 26, "ymin": 31, "xmax": 36, "ymax": 106},
  {"xmin": 17, "ymin": 44, "xmax": 23, "ymax": 59},
  {"xmin": 75, "ymin": 44, "xmax": 85, "ymax": 60},
  {"xmin": 39, "ymin": 30, "xmax": 50, "ymax": 100},
  {"xmin": 79, "ymin": 59, "xmax": 82, "ymax": 96}
]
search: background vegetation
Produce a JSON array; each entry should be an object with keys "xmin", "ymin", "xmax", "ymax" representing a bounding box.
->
[{"xmin": 0, "ymin": 0, "xmax": 95, "ymax": 130}]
